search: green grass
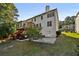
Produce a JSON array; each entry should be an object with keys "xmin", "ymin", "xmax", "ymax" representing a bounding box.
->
[
  {"xmin": 62, "ymin": 32, "xmax": 79, "ymax": 38},
  {"xmin": 0, "ymin": 35, "xmax": 78, "ymax": 56}
]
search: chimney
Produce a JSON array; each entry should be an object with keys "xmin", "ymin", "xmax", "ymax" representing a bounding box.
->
[{"xmin": 45, "ymin": 5, "xmax": 50, "ymax": 12}]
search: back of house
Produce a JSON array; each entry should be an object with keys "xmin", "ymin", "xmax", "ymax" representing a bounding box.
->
[{"xmin": 17, "ymin": 5, "xmax": 59, "ymax": 43}]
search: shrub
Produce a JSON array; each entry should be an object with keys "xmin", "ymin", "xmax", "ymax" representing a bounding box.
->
[
  {"xmin": 56, "ymin": 30, "xmax": 61, "ymax": 37},
  {"xmin": 26, "ymin": 27, "xmax": 42, "ymax": 41}
]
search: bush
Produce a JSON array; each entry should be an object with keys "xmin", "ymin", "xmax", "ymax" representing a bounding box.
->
[
  {"xmin": 56, "ymin": 30, "xmax": 61, "ymax": 37},
  {"xmin": 26, "ymin": 27, "xmax": 42, "ymax": 41},
  {"xmin": 0, "ymin": 22, "xmax": 16, "ymax": 40}
]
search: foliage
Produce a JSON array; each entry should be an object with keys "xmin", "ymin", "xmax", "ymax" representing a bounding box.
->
[
  {"xmin": 0, "ymin": 22, "xmax": 16, "ymax": 39},
  {"xmin": 70, "ymin": 16, "xmax": 75, "ymax": 24},
  {"xmin": 26, "ymin": 27, "xmax": 42, "ymax": 41},
  {"xmin": 0, "ymin": 3, "xmax": 18, "ymax": 39},
  {"xmin": 64, "ymin": 16, "xmax": 76, "ymax": 25},
  {"xmin": 0, "ymin": 3, "xmax": 19, "ymax": 22},
  {"xmin": 64, "ymin": 16, "xmax": 71, "ymax": 25},
  {"xmin": 59, "ymin": 16, "xmax": 75, "ymax": 31},
  {"xmin": 56, "ymin": 30, "xmax": 61, "ymax": 37}
]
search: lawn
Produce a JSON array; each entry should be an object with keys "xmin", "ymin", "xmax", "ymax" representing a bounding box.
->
[
  {"xmin": 0, "ymin": 35, "xmax": 78, "ymax": 56},
  {"xmin": 62, "ymin": 32, "xmax": 79, "ymax": 38}
]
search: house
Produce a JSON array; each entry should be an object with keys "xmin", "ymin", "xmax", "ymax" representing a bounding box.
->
[
  {"xmin": 63, "ymin": 24, "xmax": 75, "ymax": 32},
  {"xmin": 17, "ymin": 5, "xmax": 59, "ymax": 43},
  {"xmin": 17, "ymin": 21, "xmax": 24, "ymax": 29},
  {"xmin": 75, "ymin": 12, "xmax": 79, "ymax": 33}
]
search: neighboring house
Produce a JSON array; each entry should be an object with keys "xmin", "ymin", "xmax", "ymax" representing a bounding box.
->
[
  {"xmin": 63, "ymin": 24, "xmax": 75, "ymax": 32},
  {"xmin": 59, "ymin": 16, "xmax": 75, "ymax": 32},
  {"xmin": 17, "ymin": 21, "xmax": 25, "ymax": 29},
  {"xmin": 75, "ymin": 12, "xmax": 79, "ymax": 33},
  {"xmin": 68, "ymin": 24, "xmax": 75, "ymax": 32},
  {"xmin": 18, "ymin": 5, "xmax": 59, "ymax": 38},
  {"xmin": 24, "ymin": 19, "xmax": 34, "ymax": 28}
]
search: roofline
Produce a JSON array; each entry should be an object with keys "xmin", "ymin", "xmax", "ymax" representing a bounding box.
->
[
  {"xmin": 25, "ymin": 8, "xmax": 57, "ymax": 21},
  {"xmin": 76, "ymin": 12, "xmax": 79, "ymax": 17}
]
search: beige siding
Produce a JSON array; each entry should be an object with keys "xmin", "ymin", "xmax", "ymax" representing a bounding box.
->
[
  {"xmin": 18, "ymin": 9, "xmax": 59, "ymax": 38},
  {"xmin": 75, "ymin": 15, "xmax": 79, "ymax": 33}
]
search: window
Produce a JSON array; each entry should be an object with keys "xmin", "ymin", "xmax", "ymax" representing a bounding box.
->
[
  {"xmin": 32, "ymin": 19, "xmax": 33, "ymax": 21},
  {"xmin": 23, "ymin": 23, "xmax": 26, "ymax": 28},
  {"xmin": 51, "ymin": 12, "xmax": 54, "ymax": 16},
  {"xmin": 34, "ymin": 17, "xmax": 36, "ymax": 21},
  {"xmin": 47, "ymin": 14, "xmax": 50, "ymax": 18},
  {"xmin": 47, "ymin": 22, "xmax": 49, "ymax": 26},
  {"xmin": 33, "ymin": 24, "xmax": 35, "ymax": 27},
  {"xmin": 47, "ymin": 21, "xmax": 52, "ymax": 27},
  {"xmin": 36, "ymin": 24, "xmax": 38, "ymax": 27},
  {"xmin": 41, "ymin": 16, "xmax": 43, "ymax": 20},
  {"xmin": 47, "ymin": 12, "xmax": 54, "ymax": 18},
  {"xmin": 39, "ymin": 23, "xmax": 41, "ymax": 27},
  {"xmin": 50, "ymin": 21, "xmax": 52, "ymax": 26}
]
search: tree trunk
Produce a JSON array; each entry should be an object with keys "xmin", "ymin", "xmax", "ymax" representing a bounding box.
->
[{"xmin": 29, "ymin": 38, "xmax": 33, "ymax": 42}]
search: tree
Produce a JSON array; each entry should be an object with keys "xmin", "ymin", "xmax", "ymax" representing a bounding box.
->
[
  {"xmin": 64, "ymin": 16, "xmax": 75, "ymax": 25},
  {"xmin": 0, "ymin": 3, "xmax": 19, "ymax": 40},
  {"xmin": 64, "ymin": 16, "xmax": 76, "ymax": 32},
  {"xmin": 26, "ymin": 27, "xmax": 42, "ymax": 41},
  {"xmin": 0, "ymin": 4, "xmax": 19, "ymax": 22},
  {"xmin": 70, "ymin": 16, "xmax": 76, "ymax": 24},
  {"xmin": 64, "ymin": 16, "xmax": 71, "ymax": 25}
]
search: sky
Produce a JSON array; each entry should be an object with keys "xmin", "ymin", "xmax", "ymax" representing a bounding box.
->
[{"xmin": 14, "ymin": 3, "xmax": 79, "ymax": 21}]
